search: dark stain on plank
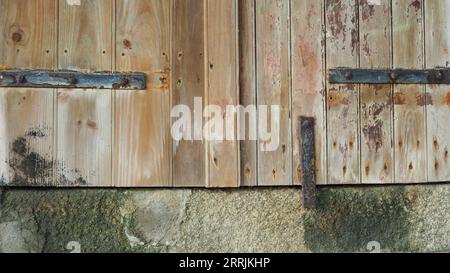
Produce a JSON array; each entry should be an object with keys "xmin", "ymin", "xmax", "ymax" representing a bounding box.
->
[
  {"xmin": 326, "ymin": 0, "xmax": 345, "ymax": 37},
  {"xmin": 9, "ymin": 137, "xmax": 53, "ymax": 186},
  {"xmin": 360, "ymin": 0, "xmax": 375, "ymax": 21},
  {"xmin": 409, "ymin": 0, "xmax": 421, "ymax": 12},
  {"xmin": 6, "ymin": 134, "xmax": 87, "ymax": 186},
  {"xmin": 363, "ymin": 120, "xmax": 384, "ymax": 152}
]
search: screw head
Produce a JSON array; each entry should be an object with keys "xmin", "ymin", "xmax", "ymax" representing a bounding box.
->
[
  {"xmin": 18, "ymin": 75, "xmax": 27, "ymax": 84},
  {"xmin": 344, "ymin": 71, "xmax": 353, "ymax": 80},
  {"xmin": 435, "ymin": 71, "xmax": 443, "ymax": 81},
  {"xmin": 389, "ymin": 71, "xmax": 397, "ymax": 82}
]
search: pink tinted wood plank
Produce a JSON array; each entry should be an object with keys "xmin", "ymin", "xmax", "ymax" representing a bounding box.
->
[
  {"xmin": 114, "ymin": 0, "xmax": 171, "ymax": 187},
  {"xmin": 291, "ymin": 0, "xmax": 327, "ymax": 185},
  {"xmin": 206, "ymin": 0, "xmax": 239, "ymax": 188},
  {"xmin": 0, "ymin": 0, "xmax": 56, "ymax": 186},
  {"xmin": 425, "ymin": 0, "xmax": 450, "ymax": 182},
  {"xmin": 57, "ymin": 0, "xmax": 112, "ymax": 186},
  {"xmin": 238, "ymin": 0, "xmax": 258, "ymax": 186},
  {"xmin": 255, "ymin": 0, "xmax": 292, "ymax": 186},
  {"xmin": 325, "ymin": 0, "xmax": 360, "ymax": 184},
  {"xmin": 392, "ymin": 0, "xmax": 426, "ymax": 183},
  {"xmin": 359, "ymin": 0, "xmax": 393, "ymax": 184}
]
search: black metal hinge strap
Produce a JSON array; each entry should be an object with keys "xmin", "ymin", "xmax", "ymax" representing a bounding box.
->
[
  {"xmin": 0, "ymin": 69, "xmax": 146, "ymax": 90},
  {"xmin": 329, "ymin": 68, "xmax": 450, "ymax": 84},
  {"xmin": 300, "ymin": 116, "xmax": 317, "ymax": 209}
]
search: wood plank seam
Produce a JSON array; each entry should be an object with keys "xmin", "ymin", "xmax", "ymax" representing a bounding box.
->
[
  {"xmin": 422, "ymin": 0, "xmax": 428, "ymax": 182},
  {"xmin": 322, "ymin": 0, "xmax": 328, "ymax": 185}
]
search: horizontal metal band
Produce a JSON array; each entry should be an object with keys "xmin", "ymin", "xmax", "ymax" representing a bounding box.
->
[
  {"xmin": 329, "ymin": 68, "xmax": 450, "ymax": 84},
  {"xmin": 0, "ymin": 69, "xmax": 146, "ymax": 90}
]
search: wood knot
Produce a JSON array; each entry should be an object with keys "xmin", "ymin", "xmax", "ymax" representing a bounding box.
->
[
  {"xmin": 12, "ymin": 32, "xmax": 23, "ymax": 43},
  {"xmin": 123, "ymin": 39, "xmax": 132, "ymax": 49}
]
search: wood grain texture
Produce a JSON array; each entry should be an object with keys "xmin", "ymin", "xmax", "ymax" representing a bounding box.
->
[
  {"xmin": 172, "ymin": 0, "xmax": 206, "ymax": 187},
  {"xmin": 359, "ymin": 0, "xmax": 393, "ymax": 184},
  {"xmin": 326, "ymin": 0, "xmax": 360, "ymax": 184},
  {"xmin": 291, "ymin": 0, "xmax": 327, "ymax": 185},
  {"xmin": 114, "ymin": 0, "xmax": 171, "ymax": 187},
  {"xmin": 206, "ymin": 0, "xmax": 239, "ymax": 187},
  {"xmin": 425, "ymin": 0, "xmax": 450, "ymax": 182},
  {"xmin": 0, "ymin": 0, "xmax": 56, "ymax": 186},
  {"xmin": 392, "ymin": 0, "xmax": 426, "ymax": 183},
  {"xmin": 238, "ymin": 0, "xmax": 257, "ymax": 186},
  {"xmin": 57, "ymin": 0, "xmax": 112, "ymax": 186},
  {"xmin": 256, "ymin": 0, "xmax": 292, "ymax": 186}
]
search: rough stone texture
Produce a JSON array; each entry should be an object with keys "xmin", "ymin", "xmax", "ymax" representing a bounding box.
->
[{"xmin": 0, "ymin": 185, "xmax": 448, "ymax": 253}]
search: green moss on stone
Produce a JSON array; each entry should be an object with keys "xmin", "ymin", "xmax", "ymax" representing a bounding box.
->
[
  {"xmin": 303, "ymin": 187, "xmax": 414, "ymax": 252},
  {"xmin": 0, "ymin": 189, "xmax": 162, "ymax": 253}
]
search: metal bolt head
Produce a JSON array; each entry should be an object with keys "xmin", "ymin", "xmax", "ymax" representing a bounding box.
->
[
  {"xmin": 389, "ymin": 72, "xmax": 397, "ymax": 81},
  {"xmin": 18, "ymin": 75, "xmax": 27, "ymax": 84},
  {"xmin": 68, "ymin": 76, "xmax": 78, "ymax": 85},
  {"xmin": 344, "ymin": 71, "xmax": 353, "ymax": 80},
  {"xmin": 436, "ymin": 71, "xmax": 443, "ymax": 81}
]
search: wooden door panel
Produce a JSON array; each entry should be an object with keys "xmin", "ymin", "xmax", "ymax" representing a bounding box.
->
[
  {"xmin": 1, "ymin": 0, "xmax": 449, "ymax": 187},
  {"xmin": 0, "ymin": 0, "xmax": 56, "ymax": 186}
]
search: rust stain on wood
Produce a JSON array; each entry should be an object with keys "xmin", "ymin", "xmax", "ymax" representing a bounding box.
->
[
  {"xmin": 443, "ymin": 92, "xmax": 450, "ymax": 107},
  {"xmin": 393, "ymin": 92, "xmax": 406, "ymax": 105},
  {"xmin": 328, "ymin": 92, "xmax": 350, "ymax": 107},
  {"xmin": 416, "ymin": 93, "xmax": 432, "ymax": 106}
]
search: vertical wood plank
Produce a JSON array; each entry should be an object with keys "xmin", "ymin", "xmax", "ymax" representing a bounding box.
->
[
  {"xmin": 359, "ymin": 0, "xmax": 393, "ymax": 183},
  {"xmin": 238, "ymin": 0, "xmax": 257, "ymax": 186},
  {"xmin": 114, "ymin": 0, "xmax": 171, "ymax": 187},
  {"xmin": 0, "ymin": 0, "xmax": 56, "ymax": 186},
  {"xmin": 172, "ymin": 0, "xmax": 206, "ymax": 187},
  {"xmin": 206, "ymin": 0, "xmax": 239, "ymax": 187},
  {"xmin": 57, "ymin": 0, "xmax": 112, "ymax": 186},
  {"xmin": 392, "ymin": 0, "xmax": 426, "ymax": 183},
  {"xmin": 291, "ymin": 0, "xmax": 327, "ymax": 185},
  {"xmin": 425, "ymin": 0, "xmax": 450, "ymax": 182},
  {"xmin": 326, "ymin": 0, "xmax": 360, "ymax": 184},
  {"xmin": 256, "ymin": 0, "xmax": 292, "ymax": 186}
]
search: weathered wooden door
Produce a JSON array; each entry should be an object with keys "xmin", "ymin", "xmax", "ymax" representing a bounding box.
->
[{"xmin": 1, "ymin": 0, "xmax": 449, "ymax": 188}]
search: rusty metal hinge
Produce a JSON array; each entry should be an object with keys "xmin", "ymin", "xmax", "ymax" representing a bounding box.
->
[
  {"xmin": 300, "ymin": 116, "xmax": 317, "ymax": 209},
  {"xmin": 329, "ymin": 68, "xmax": 450, "ymax": 84},
  {"xmin": 0, "ymin": 69, "xmax": 146, "ymax": 90}
]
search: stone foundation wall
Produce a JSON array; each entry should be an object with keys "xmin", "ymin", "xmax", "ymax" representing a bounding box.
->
[{"xmin": 0, "ymin": 185, "xmax": 449, "ymax": 253}]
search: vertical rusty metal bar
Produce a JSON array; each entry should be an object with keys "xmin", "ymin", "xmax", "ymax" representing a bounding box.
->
[{"xmin": 300, "ymin": 116, "xmax": 317, "ymax": 208}]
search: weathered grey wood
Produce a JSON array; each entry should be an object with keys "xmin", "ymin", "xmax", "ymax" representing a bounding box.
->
[
  {"xmin": 425, "ymin": 0, "xmax": 450, "ymax": 182},
  {"xmin": 292, "ymin": 0, "xmax": 327, "ymax": 185},
  {"xmin": 325, "ymin": 0, "xmax": 360, "ymax": 184},
  {"xmin": 359, "ymin": 0, "xmax": 393, "ymax": 184},
  {"xmin": 256, "ymin": 0, "xmax": 292, "ymax": 186},
  {"xmin": 238, "ymin": 0, "xmax": 258, "ymax": 186},
  {"xmin": 392, "ymin": 0, "xmax": 427, "ymax": 183}
]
